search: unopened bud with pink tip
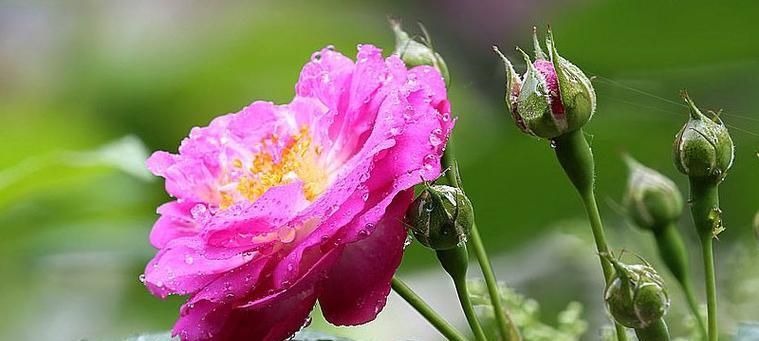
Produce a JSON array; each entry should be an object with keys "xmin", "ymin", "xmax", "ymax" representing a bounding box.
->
[{"xmin": 494, "ymin": 27, "xmax": 596, "ymax": 139}]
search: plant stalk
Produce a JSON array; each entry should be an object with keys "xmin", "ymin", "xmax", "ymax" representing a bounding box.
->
[
  {"xmin": 653, "ymin": 224, "xmax": 707, "ymax": 339},
  {"xmin": 436, "ymin": 247, "xmax": 488, "ymax": 341},
  {"xmin": 687, "ymin": 177, "xmax": 720, "ymax": 341},
  {"xmin": 700, "ymin": 238, "xmax": 718, "ymax": 341},
  {"xmin": 391, "ymin": 276, "xmax": 469, "ymax": 341},
  {"xmin": 442, "ymin": 141, "xmax": 520, "ymax": 340},
  {"xmin": 553, "ymin": 129, "xmax": 628, "ymax": 341}
]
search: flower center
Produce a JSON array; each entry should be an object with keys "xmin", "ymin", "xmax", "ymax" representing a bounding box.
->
[{"xmin": 218, "ymin": 126, "xmax": 329, "ymax": 209}]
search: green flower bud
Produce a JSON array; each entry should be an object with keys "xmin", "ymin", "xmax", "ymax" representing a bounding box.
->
[
  {"xmin": 404, "ymin": 184, "xmax": 473, "ymax": 250},
  {"xmin": 494, "ymin": 27, "xmax": 596, "ymax": 139},
  {"xmin": 604, "ymin": 257, "xmax": 670, "ymax": 329},
  {"xmin": 623, "ymin": 155, "xmax": 684, "ymax": 231},
  {"xmin": 673, "ymin": 92, "xmax": 734, "ymax": 182},
  {"xmin": 390, "ymin": 19, "xmax": 450, "ymax": 87}
]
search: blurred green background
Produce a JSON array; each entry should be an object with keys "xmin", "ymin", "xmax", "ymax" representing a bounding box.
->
[{"xmin": 1, "ymin": 1, "xmax": 757, "ymax": 340}]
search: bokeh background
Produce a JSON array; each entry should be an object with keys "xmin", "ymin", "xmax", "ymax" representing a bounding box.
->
[{"xmin": 1, "ymin": 0, "xmax": 757, "ymax": 340}]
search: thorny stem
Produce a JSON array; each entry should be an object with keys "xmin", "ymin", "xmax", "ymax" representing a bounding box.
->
[
  {"xmin": 552, "ymin": 129, "xmax": 629, "ymax": 341},
  {"xmin": 442, "ymin": 140, "xmax": 521, "ymax": 340},
  {"xmin": 391, "ymin": 276, "xmax": 468, "ymax": 341},
  {"xmin": 687, "ymin": 177, "xmax": 720, "ymax": 341}
]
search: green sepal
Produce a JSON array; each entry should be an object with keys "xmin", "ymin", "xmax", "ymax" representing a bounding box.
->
[
  {"xmin": 532, "ymin": 26, "xmax": 547, "ymax": 60},
  {"xmin": 546, "ymin": 28, "xmax": 596, "ymax": 131},
  {"xmin": 515, "ymin": 47, "xmax": 557, "ymax": 137}
]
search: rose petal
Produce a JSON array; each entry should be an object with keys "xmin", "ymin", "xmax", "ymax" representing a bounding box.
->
[{"xmin": 318, "ymin": 189, "xmax": 412, "ymax": 325}]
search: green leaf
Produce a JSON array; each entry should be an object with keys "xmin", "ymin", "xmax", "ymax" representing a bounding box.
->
[
  {"xmin": 290, "ymin": 330, "xmax": 356, "ymax": 341},
  {"xmin": 118, "ymin": 330, "xmax": 356, "ymax": 341},
  {"xmin": 735, "ymin": 323, "xmax": 759, "ymax": 341},
  {"xmin": 64, "ymin": 135, "xmax": 154, "ymax": 181},
  {"xmin": 122, "ymin": 331, "xmax": 177, "ymax": 341}
]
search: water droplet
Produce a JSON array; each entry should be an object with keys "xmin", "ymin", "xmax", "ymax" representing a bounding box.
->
[
  {"xmin": 423, "ymin": 154, "xmax": 437, "ymax": 170},
  {"xmin": 191, "ymin": 204, "xmax": 209, "ymax": 221},
  {"xmin": 138, "ymin": 274, "xmax": 146, "ymax": 283},
  {"xmin": 442, "ymin": 112, "xmax": 451, "ymax": 121},
  {"xmin": 549, "ymin": 139, "xmax": 557, "ymax": 149},
  {"xmin": 362, "ymin": 192, "xmax": 370, "ymax": 202},
  {"xmin": 300, "ymin": 316, "xmax": 313, "ymax": 331},
  {"xmin": 242, "ymin": 251, "xmax": 255, "ymax": 261},
  {"xmin": 403, "ymin": 235, "xmax": 413, "ymax": 249},
  {"xmin": 429, "ymin": 134, "xmax": 442, "ymax": 147},
  {"xmin": 184, "ymin": 254, "xmax": 194, "ymax": 265}
]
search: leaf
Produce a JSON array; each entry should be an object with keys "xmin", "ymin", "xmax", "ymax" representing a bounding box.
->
[
  {"xmin": 735, "ymin": 323, "xmax": 759, "ymax": 341},
  {"xmin": 65, "ymin": 135, "xmax": 154, "ymax": 181},
  {"xmin": 122, "ymin": 331, "xmax": 177, "ymax": 341},
  {"xmin": 117, "ymin": 330, "xmax": 354, "ymax": 341},
  {"xmin": 290, "ymin": 330, "xmax": 356, "ymax": 341},
  {"xmin": 0, "ymin": 135, "xmax": 153, "ymax": 210}
]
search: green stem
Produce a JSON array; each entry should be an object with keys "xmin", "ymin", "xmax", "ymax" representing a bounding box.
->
[
  {"xmin": 701, "ymin": 239, "xmax": 718, "ymax": 341},
  {"xmin": 470, "ymin": 226, "xmax": 522, "ymax": 341},
  {"xmin": 681, "ymin": 281, "xmax": 707, "ymax": 341},
  {"xmin": 553, "ymin": 129, "xmax": 628, "ymax": 341},
  {"xmin": 442, "ymin": 140, "xmax": 520, "ymax": 340},
  {"xmin": 653, "ymin": 224, "xmax": 707, "ymax": 339},
  {"xmin": 391, "ymin": 276, "xmax": 469, "ymax": 341},
  {"xmin": 634, "ymin": 318, "xmax": 671, "ymax": 341},
  {"xmin": 437, "ymin": 248, "xmax": 488, "ymax": 341},
  {"xmin": 687, "ymin": 177, "xmax": 720, "ymax": 341}
]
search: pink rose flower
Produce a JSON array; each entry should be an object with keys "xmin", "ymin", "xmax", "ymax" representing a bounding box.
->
[{"xmin": 142, "ymin": 44, "xmax": 454, "ymax": 341}]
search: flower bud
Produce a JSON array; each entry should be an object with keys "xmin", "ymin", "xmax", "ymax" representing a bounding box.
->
[
  {"xmin": 404, "ymin": 184, "xmax": 473, "ymax": 250},
  {"xmin": 390, "ymin": 19, "xmax": 450, "ymax": 87},
  {"xmin": 623, "ymin": 155, "xmax": 684, "ymax": 231},
  {"xmin": 673, "ymin": 92, "xmax": 734, "ymax": 182},
  {"xmin": 494, "ymin": 27, "xmax": 596, "ymax": 139},
  {"xmin": 604, "ymin": 257, "xmax": 670, "ymax": 329}
]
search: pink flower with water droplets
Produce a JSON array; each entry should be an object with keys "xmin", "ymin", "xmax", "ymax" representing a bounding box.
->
[{"xmin": 143, "ymin": 44, "xmax": 454, "ymax": 341}]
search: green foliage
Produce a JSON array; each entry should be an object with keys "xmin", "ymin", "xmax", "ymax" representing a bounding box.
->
[
  {"xmin": 290, "ymin": 330, "xmax": 356, "ymax": 341},
  {"xmin": 468, "ymin": 279, "xmax": 588, "ymax": 341},
  {"xmin": 122, "ymin": 332, "xmax": 176, "ymax": 341},
  {"xmin": 119, "ymin": 330, "xmax": 356, "ymax": 341}
]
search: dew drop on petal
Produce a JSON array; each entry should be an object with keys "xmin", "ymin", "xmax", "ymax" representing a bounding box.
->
[
  {"xmin": 423, "ymin": 154, "xmax": 437, "ymax": 170},
  {"xmin": 191, "ymin": 204, "xmax": 209, "ymax": 221},
  {"xmin": 138, "ymin": 274, "xmax": 146, "ymax": 284},
  {"xmin": 429, "ymin": 134, "xmax": 442, "ymax": 147},
  {"xmin": 242, "ymin": 251, "xmax": 255, "ymax": 261},
  {"xmin": 184, "ymin": 254, "xmax": 194, "ymax": 265}
]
